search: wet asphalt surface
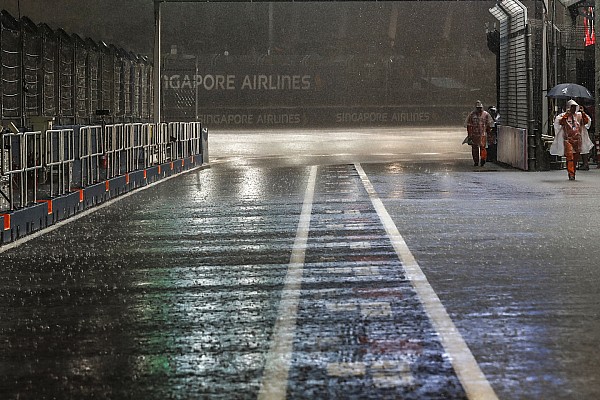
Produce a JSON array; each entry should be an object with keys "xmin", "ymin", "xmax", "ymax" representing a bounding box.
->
[{"xmin": 1, "ymin": 127, "xmax": 600, "ymax": 399}]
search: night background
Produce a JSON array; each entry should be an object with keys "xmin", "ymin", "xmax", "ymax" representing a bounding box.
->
[
  {"xmin": 2, "ymin": 1, "xmax": 496, "ymax": 68},
  {"xmin": 1, "ymin": 0, "xmax": 498, "ymax": 124}
]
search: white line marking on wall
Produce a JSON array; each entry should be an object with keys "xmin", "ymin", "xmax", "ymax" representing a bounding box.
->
[
  {"xmin": 258, "ymin": 165, "xmax": 317, "ymax": 400},
  {"xmin": 354, "ymin": 163, "xmax": 499, "ymax": 400}
]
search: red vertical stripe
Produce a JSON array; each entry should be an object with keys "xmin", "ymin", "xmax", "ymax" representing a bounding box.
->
[{"xmin": 2, "ymin": 214, "xmax": 10, "ymax": 230}]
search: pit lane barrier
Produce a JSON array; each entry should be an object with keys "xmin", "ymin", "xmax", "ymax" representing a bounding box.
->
[{"xmin": 0, "ymin": 122, "xmax": 208, "ymax": 245}]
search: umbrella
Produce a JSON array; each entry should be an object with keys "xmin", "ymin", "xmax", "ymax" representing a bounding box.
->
[{"xmin": 546, "ymin": 83, "xmax": 594, "ymax": 100}]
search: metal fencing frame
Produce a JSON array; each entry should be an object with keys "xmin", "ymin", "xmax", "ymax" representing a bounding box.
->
[
  {"xmin": 1, "ymin": 130, "xmax": 43, "ymax": 209},
  {"xmin": 78, "ymin": 125, "xmax": 103, "ymax": 186},
  {"xmin": 1, "ymin": 122, "xmax": 205, "ymax": 213},
  {"xmin": 0, "ymin": 9, "xmax": 153, "ymax": 127},
  {"xmin": 45, "ymin": 128, "xmax": 75, "ymax": 197}
]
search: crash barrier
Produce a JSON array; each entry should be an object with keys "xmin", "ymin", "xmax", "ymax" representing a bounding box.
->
[
  {"xmin": 0, "ymin": 10, "xmax": 152, "ymax": 126},
  {"xmin": 497, "ymin": 125, "xmax": 529, "ymax": 171},
  {"xmin": 0, "ymin": 122, "xmax": 208, "ymax": 245}
]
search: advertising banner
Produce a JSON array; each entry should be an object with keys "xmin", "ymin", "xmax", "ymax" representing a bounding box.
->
[{"xmin": 161, "ymin": 56, "xmax": 480, "ymax": 128}]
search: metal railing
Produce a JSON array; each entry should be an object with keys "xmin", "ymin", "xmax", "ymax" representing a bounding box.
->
[
  {"xmin": 104, "ymin": 124, "xmax": 123, "ymax": 179},
  {"xmin": 1, "ymin": 130, "xmax": 44, "ymax": 209},
  {"xmin": 78, "ymin": 125, "xmax": 103, "ymax": 186},
  {"xmin": 0, "ymin": 122, "xmax": 206, "ymax": 212},
  {"xmin": 125, "ymin": 123, "xmax": 143, "ymax": 172},
  {"xmin": 46, "ymin": 129, "xmax": 75, "ymax": 197},
  {"xmin": 168, "ymin": 121, "xmax": 201, "ymax": 161}
]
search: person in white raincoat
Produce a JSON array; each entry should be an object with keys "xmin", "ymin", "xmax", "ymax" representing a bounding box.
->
[
  {"xmin": 579, "ymin": 105, "xmax": 594, "ymax": 170},
  {"xmin": 550, "ymin": 99, "xmax": 592, "ymax": 180}
]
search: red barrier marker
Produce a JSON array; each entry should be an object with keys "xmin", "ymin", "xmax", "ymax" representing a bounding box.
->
[
  {"xmin": 1, "ymin": 214, "xmax": 10, "ymax": 230},
  {"xmin": 37, "ymin": 200, "xmax": 53, "ymax": 214}
]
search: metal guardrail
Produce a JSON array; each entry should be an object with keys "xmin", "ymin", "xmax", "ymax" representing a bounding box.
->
[
  {"xmin": 1, "ymin": 130, "xmax": 44, "ymax": 210},
  {"xmin": 79, "ymin": 125, "xmax": 103, "ymax": 186},
  {"xmin": 46, "ymin": 128, "xmax": 75, "ymax": 197},
  {"xmin": 0, "ymin": 122, "xmax": 206, "ymax": 213}
]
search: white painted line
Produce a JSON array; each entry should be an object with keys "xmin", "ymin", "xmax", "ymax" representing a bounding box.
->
[
  {"xmin": 371, "ymin": 360, "xmax": 414, "ymax": 388},
  {"xmin": 325, "ymin": 197, "xmax": 360, "ymax": 203},
  {"xmin": 344, "ymin": 209, "xmax": 361, "ymax": 215},
  {"xmin": 326, "ymin": 224, "xmax": 345, "ymax": 230},
  {"xmin": 360, "ymin": 302, "xmax": 392, "ymax": 318},
  {"xmin": 354, "ymin": 266, "xmax": 380, "ymax": 276},
  {"xmin": 325, "ymin": 302, "xmax": 358, "ymax": 313},
  {"xmin": 354, "ymin": 163, "xmax": 499, "ymax": 400},
  {"xmin": 258, "ymin": 165, "xmax": 317, "ymax": 400},
  {"xmin": 350, "ymin": 241, "xmax": 371, "ymax": 249},
  {"xmin": 327, "ymin": 362, "xmax": 366, "ymax": 377},
  {"xmin": 0, "ymin": 164, "xmax": 209, "ymax": 254},
  {"xmin": 325, "ymin": 242, "xmax": 349, "ymax": 248},
  {"xmin": 326, "ymin": 267, "xmax": 354, "ymax": 275}
]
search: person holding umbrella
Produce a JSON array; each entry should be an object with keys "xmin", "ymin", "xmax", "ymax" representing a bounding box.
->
[
  {"xmin": 547, "ymin": 83, "xmax": 594, "ymax": 100},
  {"xmin": 465, "ymin": 100, "xmax": 494, "ymax": 167},
  {"xmin": 550, "ymin": 99, "xmax": 590, "ymax": 180}
]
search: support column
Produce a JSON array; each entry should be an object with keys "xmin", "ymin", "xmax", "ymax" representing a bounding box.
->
[
  {"xmin": 542, "ymin": 1, "xmax": 549, "ymax": 137},
  {"xmin": 596, "ymin": 0, "xmax": 600, "ymax": 134},
  {"xmin": 153, "ymin": 0, "xmax": 162, "ymax": 123}
]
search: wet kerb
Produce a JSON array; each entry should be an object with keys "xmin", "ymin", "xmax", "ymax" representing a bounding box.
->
[{"xmin": 286, "ymin": 165, "xmax": 467, "ymax": 399}]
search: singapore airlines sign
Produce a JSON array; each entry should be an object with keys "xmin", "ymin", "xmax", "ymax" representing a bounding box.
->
[{"xmin": 164, "ymin": 73, "xmax": 312, "ymax": 91}]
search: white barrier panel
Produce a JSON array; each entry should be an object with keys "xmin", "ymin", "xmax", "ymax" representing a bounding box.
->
[
  {"xmin": 497, "ymin": 125, "xmax": 528, "ymax": 171},
  {"xmin": 46, "ymin": 129, "xmax": 75, "ymax": 196}
]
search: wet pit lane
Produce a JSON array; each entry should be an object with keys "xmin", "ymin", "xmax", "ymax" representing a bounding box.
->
[
  {"xmin": 1, "ymin": 127, "xmax": 600, "ymax": 399},
  {"xmin": 285, "ymin": 165, "xmax": 463, "ymax": 399}
]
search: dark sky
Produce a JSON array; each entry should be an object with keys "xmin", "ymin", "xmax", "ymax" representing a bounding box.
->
[{"xmin": 2, "ymin": 1, "xmax": 497, "ymax": 58}]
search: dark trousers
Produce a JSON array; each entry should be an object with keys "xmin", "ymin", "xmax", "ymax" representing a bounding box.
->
[{"xmin": 471, "ymin": 145, "xmax": 487, "ymax": 165}]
